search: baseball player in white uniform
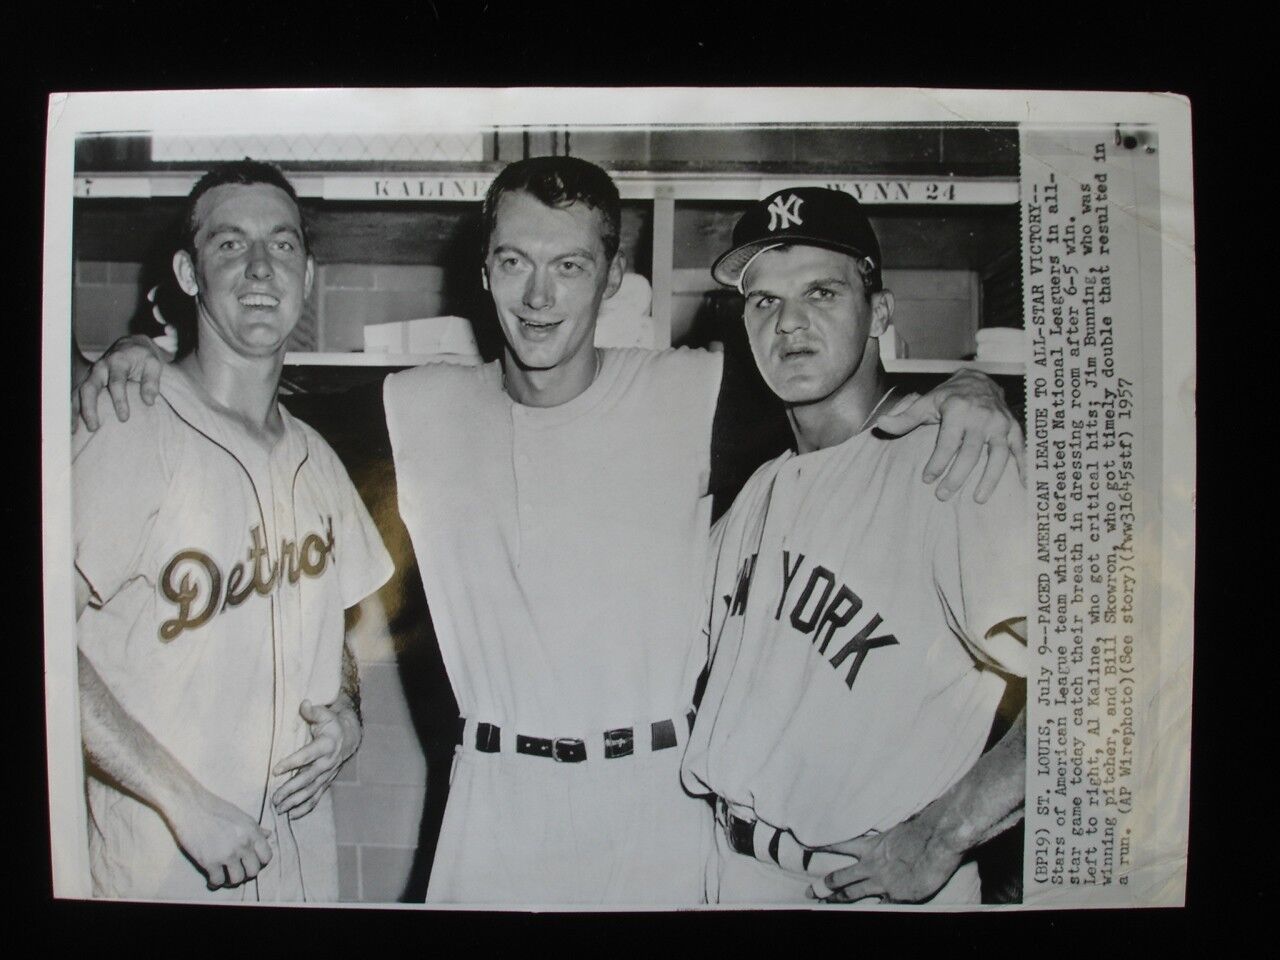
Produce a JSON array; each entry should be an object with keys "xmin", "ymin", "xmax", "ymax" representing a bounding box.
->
[
  {"xmin": 74, "ymin": 161, "xmax": 394, "ymax": 901},
  {"xmin": 682, "ymin": 188, "xmax": 1027, "ymax": 905},
  {"xmin": 76, "ymin": 158, "xmax": 1024, "ymax": 906}
]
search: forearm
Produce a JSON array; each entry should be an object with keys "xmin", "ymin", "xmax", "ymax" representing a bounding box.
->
[
  {"xmin": 814, "ymin": 669, "xmax": 1026, "ymax": 903},
  {"xmin": 338, "ymin": 640, "xmax": 361, "ymax": 724},
  {"xmin": 78, "ymin": 650, "xmax": 201, "ymax": 822},
  {"xmin": 926, "ymin": 706, "xmax": 1026, "ymax": 856},
  {"xmin": 337, "ymin": 592, "xmax": 390, "ymax": 727},
  {"xmin": 314, "ymin": 619, "xmax": 370, "ymax": 767}
]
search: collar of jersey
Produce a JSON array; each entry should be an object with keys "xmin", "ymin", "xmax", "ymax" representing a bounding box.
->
[{"xmin": 491, "ymin": 348, "xmax": 622, "ymax": 428}]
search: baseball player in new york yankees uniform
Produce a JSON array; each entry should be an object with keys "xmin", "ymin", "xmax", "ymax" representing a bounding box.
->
[
  {"xmin": 77, "ymin": 158, "xmax": 1023, "ymax": 906},
  {"xmin": 682, "ymin": 188, "xmax": 1028, "ymax": 905},
  {"xmin": 73, "ymin": 161, "xmax": 394, "ymax": 901}
]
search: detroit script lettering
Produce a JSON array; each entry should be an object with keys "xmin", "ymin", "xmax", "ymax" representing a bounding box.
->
[
  {"xmin": 157, "ymin": 517, "xmax": 336, "ymax": 641},
  {"xmin": 724, "ymin": 549, "xmax": 899, "ymax": 690}
]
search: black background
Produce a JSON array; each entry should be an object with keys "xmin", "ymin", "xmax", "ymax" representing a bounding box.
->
[{"xmin": 12, "ymin": 1, "xmax": 1243, "ymax": 950}]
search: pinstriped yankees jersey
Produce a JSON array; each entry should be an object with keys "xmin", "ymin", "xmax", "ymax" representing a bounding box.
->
[
  {"xmin": 682, "ymin": 423, "xmax": 1026, "ymax": 851},
  {"xmin": 74, "ymin": 370, "xmax": 393, "ymax": 902}
]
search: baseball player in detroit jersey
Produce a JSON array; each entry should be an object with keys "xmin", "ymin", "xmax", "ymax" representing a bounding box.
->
[
  {"xmin": 682, "ymin": 188, "xmax": 1028, "ymax": 905},
  {"xmin": 78, "ymin": 158, "xmax": 1023, "ymax": 906},
  {"xmin": 73, "ymin": 161, "xmax": 393, "ymax": 901}
]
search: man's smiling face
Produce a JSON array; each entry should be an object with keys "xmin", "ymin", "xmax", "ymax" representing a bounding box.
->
[
  {"xmin": 174, "ymin": 182, "xmax": 314, "ymax": 359},
  {"xmin": 483, "ymin": 189, "xmax": 622, "ymax": 373}
]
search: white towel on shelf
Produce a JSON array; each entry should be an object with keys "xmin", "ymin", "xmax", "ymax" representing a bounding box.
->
[
  {"xmin": 595, "ymin": 273, "xmax": 659, "ymax": 349},
  {"xmin": 974, "ymin": 327, "xmax": 1024, "ymax": 362}
]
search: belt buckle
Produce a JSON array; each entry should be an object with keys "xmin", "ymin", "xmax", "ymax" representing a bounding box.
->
[
  {"xmin": 475, "ymin": 721, "xmax": 501, "ymax": 753},
  {"xmin": 603, "ymin": 727, "xmax": 634, "ymax": 759},
  {"xmin": 553, "ymin": 737, "xmax": 586, "ymax": 763}
]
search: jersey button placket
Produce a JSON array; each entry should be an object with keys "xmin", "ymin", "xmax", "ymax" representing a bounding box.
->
[
  {"xmin": 265, "ymin": 457, "xmax": 291, "ymax": 761},
  {"xmin": 275, "ymin": 455, "xmax": 304, "ymax": 695}
]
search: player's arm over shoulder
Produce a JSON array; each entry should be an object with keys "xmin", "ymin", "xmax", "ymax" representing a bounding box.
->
[
  {"xmin": 73, "ymin": 381, "xmax": 170, "ymax": 458},
  {"xmin": 73, "ymin": 382, "xmax": 181, "ymax": 608},
  {"xmin": 384, "ymin": 355, "xmax": 488, "ymax": 396}
]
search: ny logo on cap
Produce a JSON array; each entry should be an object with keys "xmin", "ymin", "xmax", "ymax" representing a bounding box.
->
[{"xmin": 766, "ymin": 193, "xmax": 804, "ymax": 231}]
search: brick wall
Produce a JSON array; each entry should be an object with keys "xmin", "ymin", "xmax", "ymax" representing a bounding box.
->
[
  {"xmin": 333, "ymin": 633, "xmax": 428, "ymax": 902},
  {"xmin": 314, "ymin": 264, "xmax": 447, "ymax": 352},
  {"xmin": 73, "ymin": 260, "xmax": 146, "ymax": 353}
]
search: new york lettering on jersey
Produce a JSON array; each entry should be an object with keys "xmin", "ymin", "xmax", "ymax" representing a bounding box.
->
[{"xmin": 722, "ymin": 548, "xmax": 899, "ymax": 690}]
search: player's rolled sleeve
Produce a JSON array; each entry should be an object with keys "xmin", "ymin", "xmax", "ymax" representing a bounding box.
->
[
  {"xmin": 72, "ymin": 389, "xmax": 174, "ymax": 608},
  {"xmin": 934, "ymin": 465, "xmax": 1028, "ymax": 676}
]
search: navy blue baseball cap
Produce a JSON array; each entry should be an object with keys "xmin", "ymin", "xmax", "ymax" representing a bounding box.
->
[{"xmin": 712, "ymin": 187, "xmax": 883, "ymax": 293}]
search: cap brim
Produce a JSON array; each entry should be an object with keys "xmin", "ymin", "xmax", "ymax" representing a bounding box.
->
[{"xmin": 711, "ymin": 237, "xmax": 873, "ymax": 288}]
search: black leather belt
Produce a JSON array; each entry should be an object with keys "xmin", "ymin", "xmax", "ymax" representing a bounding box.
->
[
  {"xmin": 726, "ymin": 812, "xmax": 758, "ymax": 857},
  {"xmin": 721, "ymin": 803, "xmax": 815, "ymax": 871},
  {"xmin": 457, "ymin": 712, "xmax": 694, "ymax": 763},
  {"xmin": 516, "ymin": 734, "xmax": 588, "ymax": 762}
]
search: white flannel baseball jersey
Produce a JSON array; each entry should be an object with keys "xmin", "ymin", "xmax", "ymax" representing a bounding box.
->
[
  {"xmin": 384, "ymin": 347, "xmax": 722, "ymax": 905},
  {"xmin": 74, "ymin": 371, "xmax": 394, "ymax": 902},
  {"xmin": 682, "ymin": 421, "xmax": 1026, "ymax": 866}
]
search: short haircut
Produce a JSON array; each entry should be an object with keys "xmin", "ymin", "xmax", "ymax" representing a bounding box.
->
[
  {"xmin": 480, "ymin": 156, "xmax": 622, "ymax": 261},
  {"xmin": 180, "ymin": 158, "xmax": 308, "ymax": 258}
]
